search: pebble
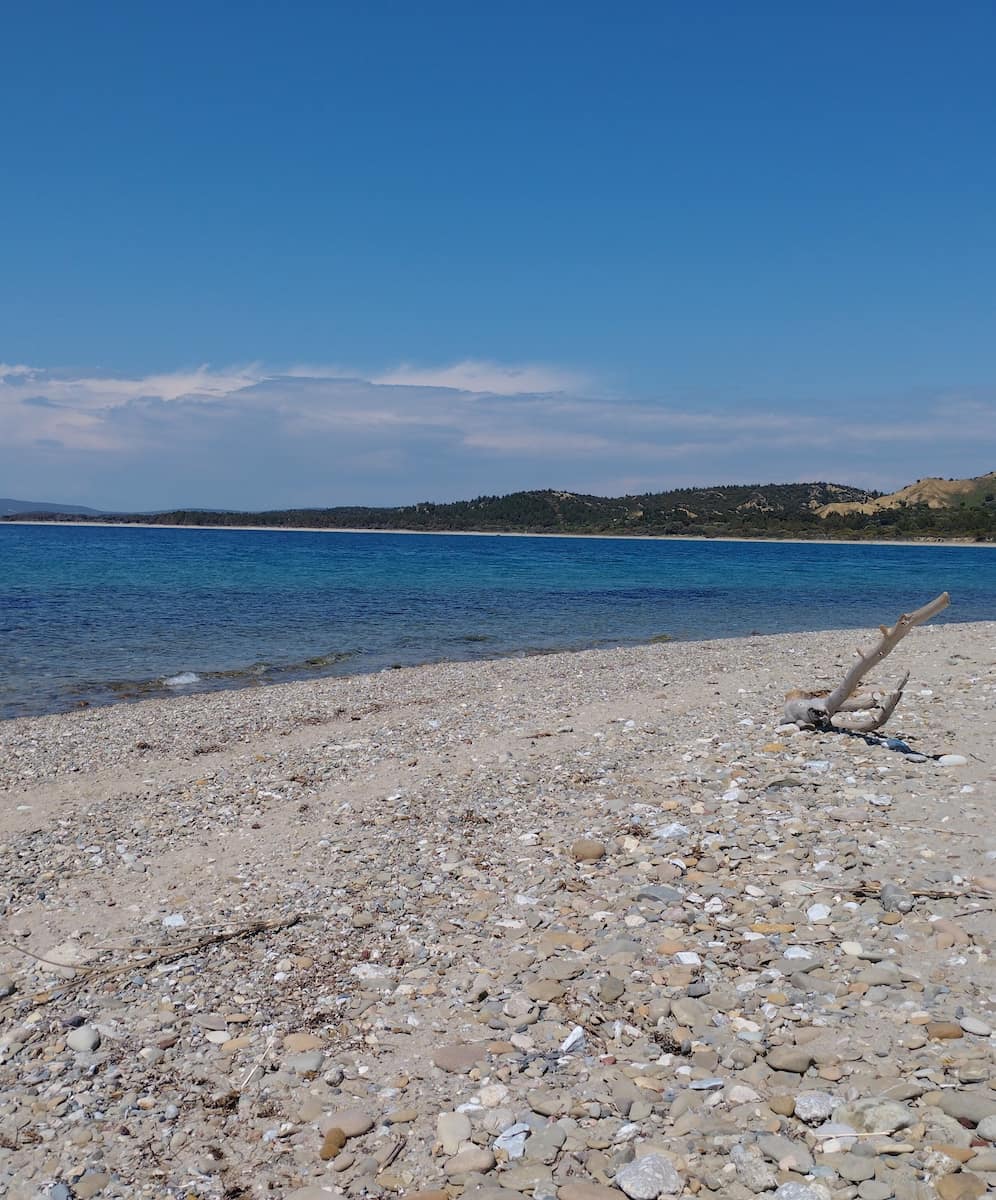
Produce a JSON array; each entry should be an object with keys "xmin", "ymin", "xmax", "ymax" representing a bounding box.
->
[
  {"xmin": 571, "ymin": 839, "xmax": 606, "ymax": 862},
  {"xmin": 327, "ymin": 1108, "xmax": 374, "ymax": 1137},
  {"xmin": 773, "ymin": 1187, "xmax": 831, "ymax": 1200},
  {"xmin": 765, "ymin": 1045, "xmax": 815, "ymax": 1074},
  {"xmin": 66, "ymin": 1025, "xmax": 101, "ymax": 1052},
  {"xmin": 614, "ymin": 1154, "xmax": 683, "ymax": 1199},
  {"xmin": 433, "ymin": 1043, "xmax": 486, "ymax": 1073},
  {"xmin": 444, "ymin": 1146, "xmax": 495, "ymax": 1176},
  {"xmin": 436, "ymin": 1111, "xmax": 471, "ymax": 1154},
  {"xmin": 1, "ymin": 623, "xmax": 992, "ymax": 1200},
  {"xmin": 936, "ymin": 1092, "xmax": 996, "ymax": 1125},
  {"xmin": 793, "ymin": 1091, "xmax": 835, "ymax": 1124},
  {"xmin": 559, "ymin": 1187, "xmax": 626, "ymax": 1200},
  {"xmin": 320, "ymin": 1128, "xmax": 346, "ymax": 1160}
]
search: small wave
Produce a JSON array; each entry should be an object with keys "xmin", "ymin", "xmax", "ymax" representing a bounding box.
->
[
  {"xmin": 164, "ymin": 671, "xmax": 201, "ymax": 687},
  {"xmin": 302, "ymin": 650, "xmax": 356, "ymax": 668}
]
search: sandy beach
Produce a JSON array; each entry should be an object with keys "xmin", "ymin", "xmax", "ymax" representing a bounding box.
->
[{"xmin": 1, "ymin": 624, "xmax": 994, "ymax": 1200}]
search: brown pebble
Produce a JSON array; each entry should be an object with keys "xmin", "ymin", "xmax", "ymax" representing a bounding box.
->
[
  {"xmin": 558, "ymin": 1185, "xmax": 627, "ymax": 1200},
  {"xmin": 930, "ymin": 1144, "xmax": 976, "ymax": 1163},
  {"xmin": 571, "ymin": 839, "xmax": 606, "ymax": 862},
  {"xmin": 936, "ymin": 1174, "xmax": 986, "ymax": 1200},
  {"xmin": 769, "ymin": 1095, "xmax": 796, "ymax": 1116},
  {"xmin": 320, "ymin": 1128, "xmax": 346, "ymax": 1160},
  {"xmin": 926, "ymin": 1022, "xmax": 964, "ymax": 1040},
  {"xmin": 386, "ymin": 1107, "xmax": 419, "ymax": 1125},
  {"xmin": 283, "ymin": 1032, "xmax": 323, "ymax": 1052}
]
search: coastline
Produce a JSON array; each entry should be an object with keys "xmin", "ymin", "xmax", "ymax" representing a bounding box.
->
[
  {"xmin": 1, "ymin": 625, "xmax": 994, "ymax": 1196},
  {"xmin": 3, "ymin": 516, "xmax": 994, "ymax": 549}
]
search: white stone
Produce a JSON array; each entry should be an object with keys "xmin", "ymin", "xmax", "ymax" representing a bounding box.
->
[
  {"xmin": 436, "ymin": 1111, "xmax": 471, "ymax": 1155},
  {"xmin": 67, "ymin": 1026, "xmax": 101, "ymax": 1052},
  {"xmin": 615, "ymin": 1154, "xmax": 683, "ymax": 1198},
  {"xmin": 794, "ymin": 1091, "xmax": 835, "ymax": 1124}
]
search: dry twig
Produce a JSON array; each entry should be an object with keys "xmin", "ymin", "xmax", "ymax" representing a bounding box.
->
[{"xmin": 0, "ymin": 914, "xmax": 300, "ymax": 1017}]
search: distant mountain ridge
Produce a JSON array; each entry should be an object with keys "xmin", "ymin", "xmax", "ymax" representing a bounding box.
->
[
  {"xmin": 4, "ymin": 471, "xmax": 994, "ymax": 539},
  {"xmin": 0, "ymin": 497, "xmax": 103, "ymax": 516}
]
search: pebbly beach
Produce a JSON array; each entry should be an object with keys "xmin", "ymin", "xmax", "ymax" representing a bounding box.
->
[{"xmin": 1, "ymin": 623, "xmax": 994, "ymax": 1200}]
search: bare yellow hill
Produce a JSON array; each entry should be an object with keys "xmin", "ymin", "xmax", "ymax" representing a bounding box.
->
[{"xmin": 818, "ymin": 471, "xmax": 996, "ymax": 517}]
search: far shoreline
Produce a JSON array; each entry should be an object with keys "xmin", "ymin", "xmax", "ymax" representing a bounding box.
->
[{"xmin": 3, "ymin": 518, "xmax": 994, "ymax": 549}]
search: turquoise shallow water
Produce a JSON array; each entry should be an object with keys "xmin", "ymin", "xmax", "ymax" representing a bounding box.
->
[{"xmin": 1, "ymin": 523, "xmax": 993, "ymax": 719}]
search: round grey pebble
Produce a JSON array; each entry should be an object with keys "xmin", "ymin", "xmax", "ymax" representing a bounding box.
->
[{"xmin": 67, "ymin": 1025, "xmax": 101, "ymax": 1052}]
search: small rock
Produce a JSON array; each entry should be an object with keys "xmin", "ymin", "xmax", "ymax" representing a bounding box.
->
[
  {"xmin": 772, "ymin": 1186, "xmax": 831, "ymax": 1200},
  {"xmin": 834, "ymin": 1098, "xmax": 913, "ymax": 1133},
  {"xmin": 936, "ymin": 1092, "xmax": 996, "ymax": 1125},
  {"xmin": 615, "ymin": 1153, "xmax": 683, "ymax": 1199},
  {"xmin": 74, "ymin": 1174, "xmax": 111, "ymax": 1199},
  {"xmin": 794, "ymin": 1091, "xmax": 835, "ymax": 1124},
  {"xmin": 572, "ymin": 839, "xmax": 606, "ymax": 862},
  {"xmin": 328, "ymin": 1109, "xmax": 374, "ymax": 1137},
  {"xmin": 437, "ymin": 1111, "xmax": 471, "ymax": 1155},
  {"xmin": 975, "ymin": 1114, "xmax": 996, "ymax": 1141},
  {"xmin": 285, "ymin": 1050, "xmax": 325, "ymax": 1073},
  {"xmin": 880, "ymin": 882, "xmax": 914, "ymax": 913},
  {"xmin": 320, "ymin": 1128, "xmax": 346, "ymax": 1161},
  {"xmin": 935, "ymin": 1174, "xmax": 986, "ymax": 1200},
  {"xmin": 67, "ymin": 1025, "xmax": 101, "ymax": 1053},
  {"xmin": 926, "ymin": 1021, "xmax": 964, "ymax": 1040},
  {"xmin": 834, "ymin": 1153, "xmax": 875, "ymax": 1182},
  {"xmin": 284, "ymin": 1032, "xmax": 323, "ymax": 1052},
  {"xmin": 433, "ymin": 1042, "xmax": 486, "ymax": 1073},
  {"xmin": 558, "ymin": 1187, "xmax": 626, "ymax": 1200},
  {"xmin": 765, "ymin": 1045, "xmax": 815, "ymax": 1074},
  {"xmin": 856, "ymin": 1183, "xmax": 892, "ymax": 1200},
  {"xmin": 636, "ymin": 885, "xmax": 684, "ymax": 904},
  {"xmin": 443, "ymin": 1146, "xmax": 495, "ymax": 1176},
  {"xmin": 757, "ymin": 1133, "xmax": 813, "ymax": 1173},
  {"xmin": 731, "ymin": 1143, "xmax": 777, "ymax": 1192}
]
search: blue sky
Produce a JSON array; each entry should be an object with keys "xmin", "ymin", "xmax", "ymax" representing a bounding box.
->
[{"xmin": 2, "ymin": 2, "xmax": 994, "ymax": 509}]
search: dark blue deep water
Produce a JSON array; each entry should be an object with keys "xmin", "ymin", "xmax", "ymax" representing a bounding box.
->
[{"xmin": 1, "ymin": 523, "xmax": 993, "ymax": 719}]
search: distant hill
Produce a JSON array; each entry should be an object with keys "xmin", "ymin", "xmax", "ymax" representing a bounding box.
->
[
  {"xmin": 5, "ymin": 474, "xmax": 994, "ymax": 540},
  {"xmin": 0, "ymin": 497, "xmax": 103, "ymax": 516},
  {"xmin": 817, "ymin": 470, "xmax": 996, "ymax": 517}
]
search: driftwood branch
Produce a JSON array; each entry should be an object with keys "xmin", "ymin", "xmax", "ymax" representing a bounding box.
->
[
  {"xmin": 783, "ymin": 592, "xmax": 949, "ymax": 732},
  {"xmin": 0, "ymin": 914, "xmax": 301, "ymax": 1017}
]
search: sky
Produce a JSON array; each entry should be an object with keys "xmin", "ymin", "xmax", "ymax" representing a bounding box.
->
[{"xmin": 2, "ymin": 1, "xmax": 994, "ymax": 510}]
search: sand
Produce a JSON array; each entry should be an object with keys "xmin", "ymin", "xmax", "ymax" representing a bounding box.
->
[{"xmin": 1, "ymin": 624, "xmax": 994, "ymax": 1199}]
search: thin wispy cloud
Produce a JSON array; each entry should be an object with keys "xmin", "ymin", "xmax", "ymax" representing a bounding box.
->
[
  {"xmin": 371, "ymin": 360, "xmax": 583, "ymax": 395},
  {"xmin": 1, "ymin": 361, "xmax": 993, "ymax": 510}
]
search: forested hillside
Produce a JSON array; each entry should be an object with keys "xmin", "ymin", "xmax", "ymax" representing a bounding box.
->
[{"xmin": 7, "ymin": 478, "xmax": 995, "ymax": 539}]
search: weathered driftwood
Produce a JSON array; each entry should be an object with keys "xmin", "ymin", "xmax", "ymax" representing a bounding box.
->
[{"xmin": 783, "ymin": 592, "xmax": 949, "ymax": 732}]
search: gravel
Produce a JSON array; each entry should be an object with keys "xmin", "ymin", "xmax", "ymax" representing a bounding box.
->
[{"xmin": 0, "ymin": 621, "xmax": 994, "ymax": 1198}]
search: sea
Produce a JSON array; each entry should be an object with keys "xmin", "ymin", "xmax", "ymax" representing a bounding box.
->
[{"xmin": 1, "ymin": 522, "xmax": 994, "ymax": 720}]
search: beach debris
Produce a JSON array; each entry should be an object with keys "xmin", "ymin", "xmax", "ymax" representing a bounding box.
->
[{"xmin": 782, "ymin": 591, "xmax": 950, "ymax": 731}]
